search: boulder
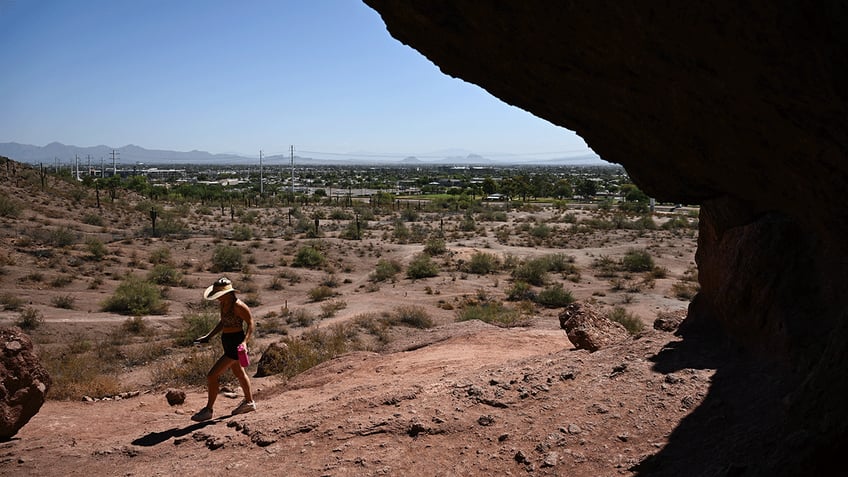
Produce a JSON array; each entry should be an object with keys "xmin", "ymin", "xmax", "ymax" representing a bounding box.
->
[
  {"xmin": 165, "ymin": 389, "xmax": 186, "ymax": 406},
  {"xmin": 559, "ymin": 303, "xmax": 629, "ymax": 352},
  {"xmin": 255, "ymin": 341, "xmax": 289, "ymax": 378},
  {"xmin": 654, "ymin": 310, "xmax": 687, "ymax": 332},
  {"xmin": 0, "ymin": 327, "xmax": 51, "ymax": 440}
]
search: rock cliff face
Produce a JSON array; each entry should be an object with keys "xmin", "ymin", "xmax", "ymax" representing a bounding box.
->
[{"xmin": 365, "ymin": 1, "xmax": 848, "ymax": 474}]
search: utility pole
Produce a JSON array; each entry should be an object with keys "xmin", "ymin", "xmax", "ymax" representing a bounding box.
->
[
  {"xmin": 86, "ymin": 154, "xmax": 92, "ymax": 177},
  {"xmin": 110, "ymin": 149, "xmax": 120, "ymax": 177},
  {"xmin": 259, "ymin": 149, "xmax": 264, "ymax": 195},
  {"xmin": 75, "ymin": 154, "xmax": 80, "ymax": 180},
  {"xmin": 290, "ymin": 145, "xmax": 295, "ymax": 198},
  {"xmin": 100, "ymin": 157, "xmax": 105, "ymax": 177}
]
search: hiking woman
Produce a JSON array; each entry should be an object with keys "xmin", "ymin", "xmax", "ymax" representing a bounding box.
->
[{"xmin": 191, "ymin": 277, "xmax": 256, "ymax": 421}]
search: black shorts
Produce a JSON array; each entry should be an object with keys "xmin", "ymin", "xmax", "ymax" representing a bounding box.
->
[{"xmin": 221, "ymin": 331, "xmax": 245, "ymax": 360}]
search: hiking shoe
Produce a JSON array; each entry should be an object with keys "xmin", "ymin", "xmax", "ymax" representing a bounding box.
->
[
  {"xmin": 191, "ymin": 407, "xmax": 213, "ymax": 422},
  {"xmin": 231, "ymin": 400, "xmax": 256, "ymax": 415}
]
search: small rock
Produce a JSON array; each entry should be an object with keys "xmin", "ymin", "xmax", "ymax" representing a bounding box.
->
[
  {"xmin": 165, "ymin": 389, "xmax": 186, "ymax": 406},
  {"xmin": 542, "ymin": 451, "xmax": 559, "ymax": 467},
  {"xmin": 567, "ymin": 424, "xmax": 582, "ymax": 435},
  {"xmin": 477, "ymin": 415, "xmax": 496, "ymax": 426}
]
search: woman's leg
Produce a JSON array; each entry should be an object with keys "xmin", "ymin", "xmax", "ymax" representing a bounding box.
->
[
  {"xmin": 205, "ymin": 355, "xmax": 236, "ymax": 410},
  {"xmin": 230, "ymin": 361, "xmax": 253, "ymax": 402}
]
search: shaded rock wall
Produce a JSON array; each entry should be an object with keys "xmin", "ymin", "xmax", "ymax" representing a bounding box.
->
[{"xmin": 364, "ymin": 1, "xmax": 848, "ymax": 474}]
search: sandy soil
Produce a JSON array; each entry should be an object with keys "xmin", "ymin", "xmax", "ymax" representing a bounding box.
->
[{"xmin": 0, "ymin": 162, "xmax": 713, "ymax": 476}]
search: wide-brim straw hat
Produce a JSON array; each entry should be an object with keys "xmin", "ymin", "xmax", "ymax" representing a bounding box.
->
[{"xmin": 204, "ymin": 277, "xmax": 238, "ymax": 300}]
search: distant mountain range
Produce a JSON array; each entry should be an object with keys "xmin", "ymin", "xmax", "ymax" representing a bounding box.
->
[{"xmin": 0, "ymin": 142, "xmax": 605, "ymax": 166}]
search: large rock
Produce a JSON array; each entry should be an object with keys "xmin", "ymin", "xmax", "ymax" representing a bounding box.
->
[
  {"xmin": 255, "ymin": 341, "xmax": 289, "ymax": 378},
  {"xmin": 0, "ymin": 327, "xmax": 51, "ymax": 440},
  {"xmin": 363, "ymin": 2, "xmax": 848, "ymax": 474},
  {"xmin": 558, "ymin": 303, "xmax": 629, "ymax": 352}
]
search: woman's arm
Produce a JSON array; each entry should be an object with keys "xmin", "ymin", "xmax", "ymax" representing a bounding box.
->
[{"xmin": 195, "ymin": 320, "xmax": 223, "ymax": 343}]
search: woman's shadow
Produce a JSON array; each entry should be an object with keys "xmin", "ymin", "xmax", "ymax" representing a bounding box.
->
[{"xmin": 131, "ymin": 416, "xmax": 227, "ymax": 447}]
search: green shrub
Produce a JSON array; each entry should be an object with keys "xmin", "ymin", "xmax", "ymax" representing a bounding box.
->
[
  {"xmin": 48, "ymin": 227, "xmax": 77, "ymax": 247},
  {"xmin": 406, "ymin": 253, "xmax": 439, "ymax": 279},
  {"xmin": 147, "ymin": 264, "xmax": 183, "ymax": 286},
  {"xmin": 149, "ymin": 247, "xmax": 172, "ymax": 265},
  {"xmin": 308, "ymin": 285, "xmax": 335, "ymax": 302},
  {"xmin": 231, "ymin": 224, "xmax": 253, "ymax": 241},
  {"xmin": 174, "ymin": 312, "xmax": 219, "ymax": 346},
  {"xmin": 423, "ymin": 237, "xmax": 447, "ymax": 256},
  {"xmin": 101, "ymin": 275, "xmax": 167, "ymax": 316},
  {"xmin": 292, "ymin": 245, "xmax": 326, "ymax": 269},
  {"xmin": 16, "ymin": 306, "xmax": 44, "ymax": 330},
  {"xmin": 464, "ymin": 251, "xmax": 501, "ymax": 275},
  {"xmin": 622, "ymin": 248, "xmax": 655, "ymax": 272},
  {"xmin": 211, "ymin": 245, "xmax": 243, "ymax": 272},
  {"xmin": 511, "ymin": 258, "xmax": 549, "ymax": 286},
  {"xmin": 82, "ymin": 213, "xmax": 104, "ymax": 226},
  {"xmin": 285, "ymin": 308, "xmax": 316, "ymax": 327},
  {"xmin": 534, "ymin": 283, "xmax": 575, "ymax": 308},
  {"xmin": 530, "ymin": 223, "xmax": 552, "ymax": 239},
  {"xmin": 390, "ymin": 305, "xmax": 434, "ymax": 329},
  {"xmin": 266, "ymin": 324, "xmax": 361, "ymax": 378},
  {"xmin": 607, "ymin": 306, "xmax": 645, "ymax": 335},
  {"xmin": 370, "ymin": 258, "xmax": 402, "ymax": 282},
  {"xmin": 457, "ymin": 301, "xmax": 524, "ymax": 327},
  {"xmin": 505, "ymin": 281, "xmax": 535, "ymax": 301},
  {"xmin": 320, "ymin": 299, "xmax": 347, "ymax": 318},
  {"xmin": 85, "ymin": 238, "xmax": 107, "ymax": 261}
]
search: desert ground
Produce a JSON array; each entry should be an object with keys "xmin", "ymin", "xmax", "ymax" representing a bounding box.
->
[{"xmin": 0, "ymin": 161, "xmax": 721, "ymax": 476}]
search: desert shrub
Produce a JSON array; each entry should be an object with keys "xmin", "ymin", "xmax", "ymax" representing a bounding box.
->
[
  {"xmin": 329, "ymin": 208, "xmax": 353, "ymax": 220},
  {"xmin": 457, "ymin": 300, "xmax": 524, "ymax": 327},
  {"xmin": 147, "ymin": 263, "xmax": 183, "ymax": 286},
  {"xmin": 173, "ymin": 312, "xmax": 219, "ymax": 346},
  {"xmin": 0, "ymin": 294, "xmax": 24, "ymax": 311},
  {"xmin": 121, "ymin": 316, "xmax": 154, "ymax": 336},
  {"xmin": 242, "ymin": 292, "xmax": 261, "ymax": 307},
  {"xmin": 16, "ymin": 306, "xmax": 44, "ymax": 330},
  {"xmin": 82, "ymin": 213, "xmax": 104, "ymax": 226},
  {"xmin": 607, "ymin": 306, "xmax": 645, "ymax": 335},
  {"xmin": 151, "ymin": 346, "xmax": 226, "ymax": 387},
  {"xmin": 622, "ymin": 248, "xmax": 655, "ymax": 272},
  {"xmin": 50, "ymin": 274, "xmax": 73, "ymax": 288},
  {"xmin": 390, "ymin": 305, "xmax": 434, "ymax": 329},
  {"xmin": 267, "ymin": 324, "xmax": 361, "ymax": 378},
  {"xmin": 308, "ymin": 285, "xmax": 335, "ymax": 302},
  {"xmin": 292, "ymin": 245, "xmax": 326, "ymax": 269},
  {"xmin": 423, "ymin": 237, "xmax": 447, "ymax": 256},
  {"xmin": 320, "ymin": 299, "xmax": 347, "ymax": 318},
  {"xmin": 149, "ymin": 247, "xmax": 172, "ymax": 265},
  {"xmin": 651, "ymin": 266, "xmax": 669, "ymax": 279},
  {"xmin": 592, "ymin": 255, "xmax": 619, "ymax": 277},
  {"xmin": 463, "ymin": 251, "xmax": 501, "ymax": 275},
  {"xmin": 406, "ymin": 253, "xmax": 439, "ymax": 279},
  {"xmin": 51, "ymin": 294, "xmax": 76, "ymax": 309},
  {"xmin": 231, "ymin": 224, "xmax": 253, "ymax": 241},
  {"xmin": 85, "ymin": 237, "xmax": 107, "ymax": 261},
  {"xmin": 505, "ymin": 281, "xmax": 535, "ymax": 301},
  {"xmin": 529, "ymin": 222, "xmax": 552, "ymax": 239},
  {"xmin": 353, "ymin": 312, "xmax": 391, "ymax": 344},
  {"xmin": 101, "ymin": 275, "xmax": 167, "ymax": 315},
  {"xmin": 370, "ymin": 258, "xmax": 402, "ymax": 282},
  {"xmin": 534, "ymin": 283, "xmax": 575, "ymax": 308},
  {"xmin": 392, "ymin": 221, "xmax": 410, "ymax": 243},
  {"xmin": 0, "ymin": 193, "xmax": 22, "ymax": 217},
  {"xmin": 543, "ymin": 253, "xmax": 577, "ymax": 273},
  {"xmin": 211, "ymin": 245, "xmax": 243, "ymax": 272},
  {"xmin": 511, "ymin": 258, "xmax": 549, "ymax": 286},
  {"xmin": 48, "ymin": 227, "xmax": 77, "ymax": 247},
  {"xmin": 286, "ymin": 308, "xmax": 316, "ymax": 327},
  {"xmin": 40, "ymin": 345, "xmax": 122, "ymax": 400},
  {"xmin": 672, "ymin": 280, "xmax": 700, "ymax": 300}
]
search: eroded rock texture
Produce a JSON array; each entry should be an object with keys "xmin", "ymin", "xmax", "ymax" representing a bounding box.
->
[
  {"xmin": 365, "ymin": 1, "xmax": 847, "ymax": 474},
  {"xmin": 0, "ymin": 327, "xmax": 51, "ymax": 440}
]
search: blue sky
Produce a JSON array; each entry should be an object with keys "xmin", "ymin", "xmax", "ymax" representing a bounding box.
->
[{"xmin": 0, "ymin": 0, "xmax": 594, "ymax": 161}]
